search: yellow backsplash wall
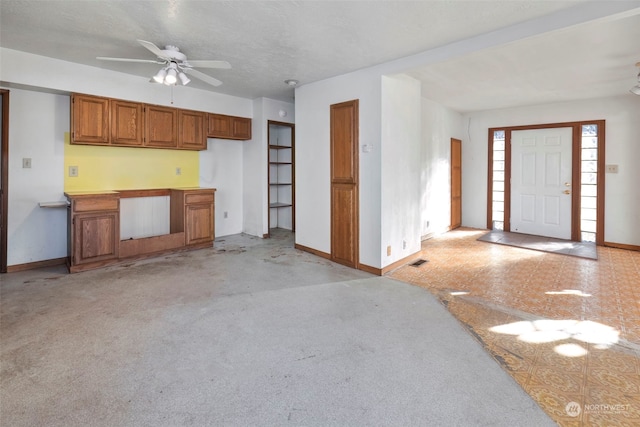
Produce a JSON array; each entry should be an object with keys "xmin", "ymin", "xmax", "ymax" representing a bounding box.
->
[{"xmin": 63, "ymin": 132, "xmax": 200, "ymax": 191}]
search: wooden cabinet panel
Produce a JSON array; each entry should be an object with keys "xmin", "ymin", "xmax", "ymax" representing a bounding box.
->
[
  {"xmin": 178, "ymin": 110, "xmax": 206, "ymax": 150},
  {"xmin": 232, "ymin": 117, "xmax": 252, "ymax": 140},
  {"xmin": 73, "ymin": 212, "xmax": 119, "ymax": 264},
  {"xmin": 73, "ymin": 197, "xmax": 119, "ymax": 212},
  {"xmin": 185, "ymin": 204, "xmax": 214, "ymax": 245},
  {"xmin": 207, "ymin": 114, "xmax": 251, "ymax": 140},
  {"xmin": 207, "ymin": 114, "xmax": 232, "ymax": 138},
  {"xmin": 71, "ymin": 94, "xmax": 110, "ymax": 145},
  {"xmin": 111, "ymin": 99, "xmax": 144, "ymax": 146},
  {"xmin": 145, "ymin": 105, "xmax": 178, "ymax": 148}
]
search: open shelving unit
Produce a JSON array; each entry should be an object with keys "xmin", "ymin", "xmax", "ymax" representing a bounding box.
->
[{"xmin": 268, "ymin": 121, "xmax": 295, "ymax": 234}]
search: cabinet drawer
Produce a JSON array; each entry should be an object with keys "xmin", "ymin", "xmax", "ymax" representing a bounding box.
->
[
  {"xmin": 185, "ymin": 193, "xmax": 214, "ymax": 205},
  {"xmin": 73, "ymin": 197, "xmax": 119, "ymax": 212}
]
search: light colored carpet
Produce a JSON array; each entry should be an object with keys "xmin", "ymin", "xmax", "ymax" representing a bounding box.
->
[{"xmin": 1, "ymin": 231, "xmax": 553, "ymax": 426}]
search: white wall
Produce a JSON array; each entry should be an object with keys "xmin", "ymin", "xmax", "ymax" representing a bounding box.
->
[
  {"xmin": 380, "ymin": 75, "xmax": 422, "ymax": 266},
  {"xmin": 420, "ymin": 98, "xmax": 464, "ymax": 237},
  {"xmin": 462, "ymin": 95, "xmax": 640, "ymax": 246},
  {"xmin": 295, "ymin": 70, "xmax": 382, "ymax": 268},
  {"xmin": 243, "ymin": 98, "xmax": 295, "ymax": 238},
  {"xmin": 1, "ymin": 49, "xmax": 256, "ymax": 265},
  {"xmin": 6, "ymin": 89, "xmax": 68, "ymax": 265},
  {"xmin": 200, "ymin": 138, "xmax": 244, "ymax": 237}
]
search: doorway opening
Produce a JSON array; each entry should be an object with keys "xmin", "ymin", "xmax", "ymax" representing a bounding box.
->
[
  {"xmin": 267, "ymin": 121, "xmax": 295, "ymax": 237},
  {"xmin": 487, "ymin": 121, "xmax": 604, "ymax": 245}
]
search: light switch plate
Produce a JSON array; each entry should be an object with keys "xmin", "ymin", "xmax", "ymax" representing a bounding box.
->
[{"xmin": 22, "ymin": 158, "xmax": 32, "ymax": 168}]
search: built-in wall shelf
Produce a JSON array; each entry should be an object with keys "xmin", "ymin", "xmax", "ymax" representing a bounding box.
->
[
  {"xmin": 39, "ymin": 201, "xmax": 69, "ymax": 208},
  {"xmin": 268, "ymin": 122, "xmax": 295, "ymax": 234}
]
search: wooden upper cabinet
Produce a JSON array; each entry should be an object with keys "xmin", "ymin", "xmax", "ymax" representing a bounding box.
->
[
  {"xmin": 71, "ymin": 92, "xmax": 246, "ymax": 149},
  {"xmin": 145, "ymin": 104, "xmax": 178, "ymax": 148},
  {"xmin": 208, "ymin": 114, "xmax": 252, "ymax": 140},
  {"xmin": 232, "ymin": 117, "xmax": 252, "ymax": 140},
  {"xmin": 178, "ymin": 110, "xmax": 207, "ymax": 150},
  {"xmin": 111, "ymin": 99, "xmax": 144, "ymax": 146},
  {"xmin": 208, "ymin": 114, "xmax": 232, "ymax": 138},
  {"xmin": 71, "ymin": 94, "xmax": 110, "ymax": 145}
]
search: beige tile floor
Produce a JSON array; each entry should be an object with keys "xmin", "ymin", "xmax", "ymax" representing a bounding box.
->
[{"xmin": 390, "ymin": 228, "xmax": 640, "ymax": 426}]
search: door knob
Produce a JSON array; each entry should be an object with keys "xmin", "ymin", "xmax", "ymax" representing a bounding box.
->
[
  {"xmin": 563, "ymin": 189, "xmax": 571, "ymax": 195},
  {"xmin": 565, "ymin": 182, "xmax": 571, "ymax": 187}
]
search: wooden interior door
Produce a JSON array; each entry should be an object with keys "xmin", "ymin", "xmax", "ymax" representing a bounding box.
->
[
  {"xmin": 0, "ymin": 90, "xmax": 8, "ymax": 273},
  {"xmin": 450, "ymin": 138, "xmax": 462, "ymax": 229},
  {"xmin": 330, "ymin": 100, "xmax": 359, "ymax": 268}
]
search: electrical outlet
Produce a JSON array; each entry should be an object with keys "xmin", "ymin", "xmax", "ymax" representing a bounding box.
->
[
  {"xmin": 403, "ymin": 240, "xmax": 407, "ymax": 250},
  {"xmin": 224, "ymin": 211, "xmax": 228, "ymax": 219},
  {"xmin": 387, "ymin": 245, "xmax": 392, "ymax": 256},
  {"xmin": 69, "ymin": 166, "xmax": 78, "ymax": 177},
  {"xmin": 22, "ymin": 158, "xmax": 32, "ymax": 168},
  {"xmin": 176, "ymin": 167, "xmax": 182, "ymax": 175},
  {"xmin": 605, "ymin": 164, "xmax": 619, "ymax": 173}
]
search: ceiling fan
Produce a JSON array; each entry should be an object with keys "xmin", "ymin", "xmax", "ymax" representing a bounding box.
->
[{"xmin": 97, "ymin": 40, "xmax": 231, "ymax": 87}]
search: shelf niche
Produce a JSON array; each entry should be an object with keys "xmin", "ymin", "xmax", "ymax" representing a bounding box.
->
[{"xmin": 268, "ymin": 121, "xmax": 295, "ymax": 234}]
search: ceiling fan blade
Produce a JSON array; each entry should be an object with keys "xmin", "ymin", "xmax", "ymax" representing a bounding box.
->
[
  {"xmin": 97, "ymin": 56, "xmax": 162, "ymax": 64},
  {"xmin": 186, "ymin": 60, "xmax": 231, "ymax": 69},
  {"xmin": 137, "ymin": 39, "xmax": 169, "ymax": 60},
  {"xmin": 183, "ymin": 68, "xmax": 223, "ymax": 87}
]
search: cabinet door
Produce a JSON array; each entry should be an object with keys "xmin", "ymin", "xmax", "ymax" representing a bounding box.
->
[
  {"xmin": 145, "ymin": 105, "xmax": 178, "ymax": 148},
  {"xmin": 111, "ymin": 99, "xmax": 144, "ymax": 146},
  {"xmin": 72, "ymin": 212, "xmax": 119, "ymax": 265},
  {"xmin": 185, "ymin": 203, "xmax": 214, "ymax": 245},
  {"xmin": 179, "ymin": 110, "xmax": 207, "ymax": 150},
  {"xmin": 71, "ymin": 94, "xmax": 110, "ymax": 145},
  {"xmin": 232, "ymin": 117, "xmax": 252, "ymax": 140},
  {"xmin": 207, "ymin": 114, "xmax": 232, "ymax": 138}
]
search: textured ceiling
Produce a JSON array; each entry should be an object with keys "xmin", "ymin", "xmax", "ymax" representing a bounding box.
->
[
  {"xmin": 406, "ymin": 12, "xmax": 640, "ymax": 112},
  {"xmin": 1, "ymin": 1, "xmax": 639, "ymax": 111}
]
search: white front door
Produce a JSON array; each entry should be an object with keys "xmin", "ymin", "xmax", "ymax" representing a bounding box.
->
[{"xmin": 511, "ymin": 128, "xmax": 572, "ymax": 239}]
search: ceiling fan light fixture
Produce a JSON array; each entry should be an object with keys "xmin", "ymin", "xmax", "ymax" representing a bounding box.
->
[
  {"xmin": 165, "ymin": 67, "xmax": 178, "ymax": 85},
  {"xmin": 178, "ymin": 71, "xmax": 191, "ymax": 86},
  {"xmin": 153, "ymin": 67, "xmax": 167, "ymax": 83}
]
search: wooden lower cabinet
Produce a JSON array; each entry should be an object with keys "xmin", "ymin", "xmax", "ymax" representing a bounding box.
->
[
  {"xmin": 67, "ymin": 188, "xmax": 215, "ymax": 273},
  {"xmin": 170, "ymin": 189, "xmax": 215, "ymax": 246},
  {"xmin": 72, "ymin": 212, "xmax": 119, "ymax": 264},
  {"xmin": 66, "ymin": 193, "xmax": 120, "ymax": 272}
]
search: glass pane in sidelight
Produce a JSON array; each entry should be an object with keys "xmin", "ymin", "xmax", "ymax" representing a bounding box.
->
[
  {"xmin": 581, "ymin": 172, "xmax": 597, "ymax": 185},
  {"xmin": 582, "ymin": 124, "xmax": 597, "ymax": 136}
]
